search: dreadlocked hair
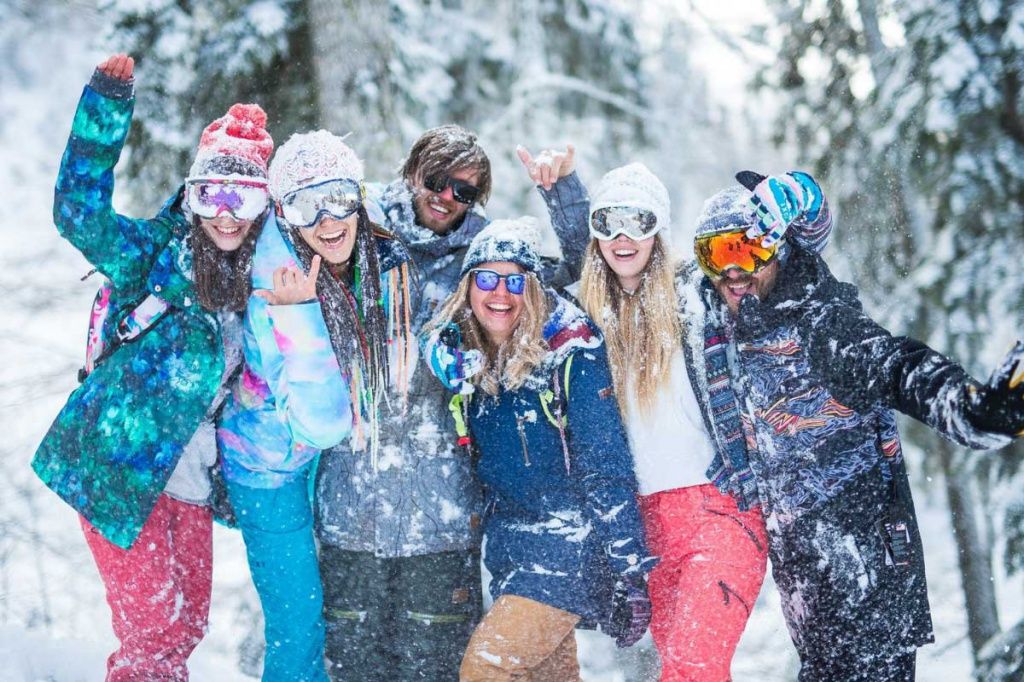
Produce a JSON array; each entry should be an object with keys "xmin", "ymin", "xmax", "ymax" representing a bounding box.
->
[
  {"xmin": 428, "ymin": 272, "xmax": 548, "ymax": 396},
  {"xmin": 578, "ymin": 236, "xmax": 681, "ymax": 417},
  {"xmin": 190, "ymin": 213, "xmax": 262, "ymax": 312},
  {"xmin": 284, "ymin": 205, "xmax": 402, "ymax": 451}
]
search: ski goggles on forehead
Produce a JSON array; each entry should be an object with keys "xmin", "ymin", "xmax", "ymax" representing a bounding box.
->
[
  {"xmin": 470, "ymin": 269, "xmax": 528, "ymax": 295},
  {"xmin": 423, "ymin": 174, "xmax": 481, "ymax": 205},
  {"xmin": 589, "ymin": 207, "xmax": 660, "ymax": 241},
  {"xmin": 695, "ymin": 230, "xmax": 779, "ymax": 279},
  {"xmin": 186, "ymin": 179, "xmax": 269, "ymax": 221},
  {"xmin": 280, "ymin": 178, "xmax": 364, "ymax": 229}
]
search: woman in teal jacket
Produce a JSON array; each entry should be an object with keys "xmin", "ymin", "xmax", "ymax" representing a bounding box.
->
[
  {"xmin": 32, "ymin": 54, "xmax": 273, "ymax": 681},
  {"xmin": 217, "ymin": 130, "xmax": 414, "ymax": 682}
]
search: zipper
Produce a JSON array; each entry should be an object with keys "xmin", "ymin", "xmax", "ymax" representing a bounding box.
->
[{"xmin": 516, "ymin": 413, "xmax": 531, "ymax": 466}]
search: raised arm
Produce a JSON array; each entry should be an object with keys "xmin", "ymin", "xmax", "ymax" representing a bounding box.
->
[
  {"xmin": 517, "ymin": 145, "xmax": 590, "ymax": 285},
  {"xmin": 54, "ymin": 54, "xmax": 177, "ymax": 292}
]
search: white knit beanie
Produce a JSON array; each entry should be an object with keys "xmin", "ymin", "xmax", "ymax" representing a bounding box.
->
[
  {"xmin": 461, "ymin": 216, "xmax": 542, "ymax": 277},
  {"xmin": 588, "ymin": 162, "xmax": 671, "ymax": 244},
  {"xmin": 268, "ymin": 130, "xmax": 364, "ymax": 201}
]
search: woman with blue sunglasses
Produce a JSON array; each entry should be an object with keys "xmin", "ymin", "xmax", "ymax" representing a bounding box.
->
[
  {"xmin": 422, "ymin": 217, "xmax": 655, "ymax": 680},
  {"xmin": 216, "ymin": 130, "xmax": 415, "ymax": 681}
]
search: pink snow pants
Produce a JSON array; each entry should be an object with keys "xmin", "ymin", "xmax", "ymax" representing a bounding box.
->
[
  {"xmin": 81, "ymin": 493, "xmax": 213, "ymax": 682},
  {"xmin": 638, "ymin": 484, "xmax": 768, "ymax": 682}
]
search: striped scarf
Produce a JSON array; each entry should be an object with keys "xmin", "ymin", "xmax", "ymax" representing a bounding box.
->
[{"xmin": 701, "ymin": 306, "xmax": 760, "ymax": 511}]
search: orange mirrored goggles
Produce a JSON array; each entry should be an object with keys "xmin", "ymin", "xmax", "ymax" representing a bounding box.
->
[{"xmin": 695, "ymin": 230, "xmax": 778, "ymax": 279}]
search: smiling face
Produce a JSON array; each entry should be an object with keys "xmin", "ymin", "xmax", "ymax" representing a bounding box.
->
[
  {"xmin": 596, "ymin": 234, "xmax": 656, "ymax": 293},
  {"xmin": 468, "ymin": 261, "xmax": 526, "ymax": 347},
  {"xmin": 412, "ymin": 166, "xmax": 481, "ymax": 235},
  {"xmin": 199, "ymin": 216, "xmax": 258, "ymax": 252},
  {"xmin": 294, "ymin": 214, "xmax": 359, "ymax": 265},
  {"xmin": 714, "ymin": 260, "xmax": 780, "ymax": 314}
]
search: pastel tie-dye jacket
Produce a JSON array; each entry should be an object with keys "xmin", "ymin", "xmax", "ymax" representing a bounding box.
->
[
  {"xmin": 32, "ymin": 76, "xmax": 225, "ymax": 549},
  {"xmin": 216, "ymin": 213, "xmax": 353, "ymax": 488}
]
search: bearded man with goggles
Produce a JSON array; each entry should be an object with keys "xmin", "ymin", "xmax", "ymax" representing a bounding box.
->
[{"xmin": 689, "ymin": 170, "xmax": 1024, "ymax": 681}]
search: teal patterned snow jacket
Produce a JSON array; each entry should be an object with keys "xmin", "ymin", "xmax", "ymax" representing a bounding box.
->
[{"xmin": 32, "ymin": 78, "xmax": 227, "ymax": 549}]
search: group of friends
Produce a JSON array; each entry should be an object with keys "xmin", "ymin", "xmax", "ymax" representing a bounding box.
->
[{"xmin": 31, "ymin": 53, "xmax": 1024, "ymax": 682}]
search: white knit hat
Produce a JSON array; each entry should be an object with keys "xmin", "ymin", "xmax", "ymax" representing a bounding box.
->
[
  {"xmin": 268, "ymin": 130, "xmax": 364, "ymax": 200},
  {"xmin": 589, "ymin": 162, "xmax": 671, "ymax": 244}
]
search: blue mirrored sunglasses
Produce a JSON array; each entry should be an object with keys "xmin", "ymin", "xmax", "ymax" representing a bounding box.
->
[{"xmin": 471, "ymin": 269, "xmax": 527, "ymax": 295}]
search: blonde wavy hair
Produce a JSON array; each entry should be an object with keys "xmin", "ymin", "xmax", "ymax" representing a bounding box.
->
[
  {"xmin": 578, "ymin": 236, "xmax": 681, "ymax": 416},
  {"xmin": 427, "ymin": 271, "xmax": 550, "ymax": 396}
]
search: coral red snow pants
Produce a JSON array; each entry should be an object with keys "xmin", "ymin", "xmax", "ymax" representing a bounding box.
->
[
  {"xmin": 638, "ymin": 484, "xmax": 768, "ymax": 682},
  {"xmin": 81, "ymin": 493, "xmax": 212, "ymax": 682}
]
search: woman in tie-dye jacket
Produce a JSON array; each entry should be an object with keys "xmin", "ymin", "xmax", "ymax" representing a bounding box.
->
[{"xmin": 217, "ymin": 130, "xmax": 413, "ymax": 682}]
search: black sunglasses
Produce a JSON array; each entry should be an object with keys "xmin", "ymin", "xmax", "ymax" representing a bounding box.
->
[{"xmin": 423, "ymin": 174, "xmax": 481, "ymax": 205}]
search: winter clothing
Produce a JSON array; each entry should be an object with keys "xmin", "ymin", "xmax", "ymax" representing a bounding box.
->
[
  {"xmin": 589, "ymin": 162, "xmax": 671, "ymax": 243},
  {"xmin": 450, "ymin": 293, "xmax": 653, "ymax": 627},
  {"xmin": 33, "ymin": 74, "xmax": 233, "ymax": 550},
  {"xmin": 459, "ymin": 216, "xmax": 543, "ymax": 277},
  {"xmin": 81, "ymin": 494, "xmax": 212, "ymax": 682},
  {"xmin": 625, "ymin": 350, "xmax": 718, "ymax": 494},
  {"xmin": 187, "ymin": 103, "xmax": 274, "ymax": 181},
  {"xmin": 320, "ymin": 547, "xmax": 482, "ymax": 681},
  {"xmin": 269, "ymin": 130, "xmax": 365, "ymax": 200},
  {"xmin": 216, "ymin": 212, "xmax": 352, "ymax": 488},
  {"xmin": 638, "ymin": 484, "xmax": 767, "ymax": 682},
  {"xmin": 964, "ymin": 340, "xmax": 1024, "ymax": 436},
  {"xmin": 801, "ymin": 649, "xmax": 916, "ymax": 682},
  {"xmin": 743, "ymin": 170, "xmax": 827, "ymax": 247},
  {"xmin": 315, "ymin": 173, "xmax": 591, "ymax": 559},
  {"xmin": 226, "ymin": 473, "xmax": 328, "ymax": 682},
  {"xmin": 460, "ymin": 594, "xmax": 581, "ymax": 682},
  {"xmin": 714, "ymin": 247, "xmax": 1012, "ymax": 673}
]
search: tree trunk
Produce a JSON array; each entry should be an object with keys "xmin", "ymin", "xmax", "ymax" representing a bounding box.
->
[
  {"xmin": 306, "ymin": 0, "xmax": 401, "ymax": 177},
  {"xmin": 935, "ymin": 435, "xmax": 1001, "ymax": 667}
]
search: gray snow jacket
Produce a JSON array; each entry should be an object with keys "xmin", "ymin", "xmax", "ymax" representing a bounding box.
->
[{"xmin": 314, "ymin": 175, "xmax": 590, "ymax": 557}]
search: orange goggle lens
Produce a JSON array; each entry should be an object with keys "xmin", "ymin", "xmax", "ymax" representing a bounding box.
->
[{"xmin": 695, "ymin": 231, "xmax": 778, "ymax": 278}]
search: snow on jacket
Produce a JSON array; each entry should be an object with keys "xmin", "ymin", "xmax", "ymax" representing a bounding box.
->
[
  {"xmin": 458, "ymin": 293, "xmax": 653, "ymax": 628},
  {"xmin": 314, "ymin": 176, "xmax": 590, "ymax": 557},
  {"xmin": 716, "ymin": 246, "xmax": 1011, "ymax": 658},
  {"xmin": 544, "ymin": 175, "xmax": 834, "ymax": 508},
  {"xmin": 216, "ymin": 212, "xmax": 355, "ymax": 488},
  {"xmin": 32, "ymin": 77, "xmax": 227, "ymax": 549}
]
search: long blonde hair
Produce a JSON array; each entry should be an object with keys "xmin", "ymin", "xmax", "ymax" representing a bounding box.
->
[
  {"xmin": 578, "ymin": 236, "xmax": 681, "ymax": 416},
  {"xmin": 428, "ymin": 272, "xmax": 549, "ymax": 396}
]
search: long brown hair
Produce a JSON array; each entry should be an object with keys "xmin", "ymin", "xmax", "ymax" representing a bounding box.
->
[
  {"xmin": 427, "ymin": 272, "xmax": 548, "ymax": 395},
  {"xmin": 578, "ymin": 236, "xmax": 681, "ymax": 416},
  {"xmin": 190, "ymin": 214, "xmax": 263, "ymax": 312}
]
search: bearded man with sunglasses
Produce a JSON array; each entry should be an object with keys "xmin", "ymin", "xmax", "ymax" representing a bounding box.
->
[
  {"xmin": 689, "ymin": 172, "xmax": 1024, "ymax": 681},
  {"xmin": 311, "ymin": 126, "xmax": 589, "ymax": 680}
]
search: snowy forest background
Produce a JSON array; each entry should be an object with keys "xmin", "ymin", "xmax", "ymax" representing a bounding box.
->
[{"xmin": 1, "ymin": 0, "xmax": 1023, "ymax": 680}]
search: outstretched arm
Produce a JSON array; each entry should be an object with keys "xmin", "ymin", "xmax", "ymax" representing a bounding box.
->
[
  {"xmin": 802, "ymin": 291, "xmax": 1016, "ymax": 450},
  {"xmin": 54, "ymin": 54, "xmax": 177, "ymax": 292}
]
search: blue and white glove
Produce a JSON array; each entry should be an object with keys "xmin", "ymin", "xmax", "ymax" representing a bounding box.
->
[
  {"xmin": 423, "ymin": 323, "xmax": 484, "ymax": 395},
  {"xmin": 737, "ymin": 170, "xmax": 824, "ymax": 247}
]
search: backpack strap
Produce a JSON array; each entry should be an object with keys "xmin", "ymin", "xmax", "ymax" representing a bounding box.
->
[
  {"xmin": 79, "ymin": 284, "xmax": 172, "ymax": 382},
  {"xmin": 539, "ymin": 354, "xmax": 574, "ymax": 474}
]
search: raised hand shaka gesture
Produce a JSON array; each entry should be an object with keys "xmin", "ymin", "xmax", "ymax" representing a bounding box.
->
[
  {"xmin": 254, "ymin": 255, "xmax": 322, "ymax": 306},
  {"xmin": 516, "ymin": 143, "xmax": 576, "ymax": 191}
]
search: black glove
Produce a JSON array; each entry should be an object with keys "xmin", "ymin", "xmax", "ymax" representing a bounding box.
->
[
  {"xmin": 966, "ymin": 340, "xmax": 1024, "ymax": 437},
  {"xmin": 606, "ymin": 574, "xmax": 652, "ymax": 648}
]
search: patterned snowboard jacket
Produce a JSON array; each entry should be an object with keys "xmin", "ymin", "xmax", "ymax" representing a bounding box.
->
[
  {"xmin": 717, "ymin": 247, "xmax": 1011, "ymax": 659},
  {"xmin": 33, "ymin": 76, "xmax": 227, "ymax": 549}
]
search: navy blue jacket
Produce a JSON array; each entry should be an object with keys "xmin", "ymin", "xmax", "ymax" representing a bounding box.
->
[{"xmin": 465, "ymin": 294, "xmax": 652, "ymax": 628}]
